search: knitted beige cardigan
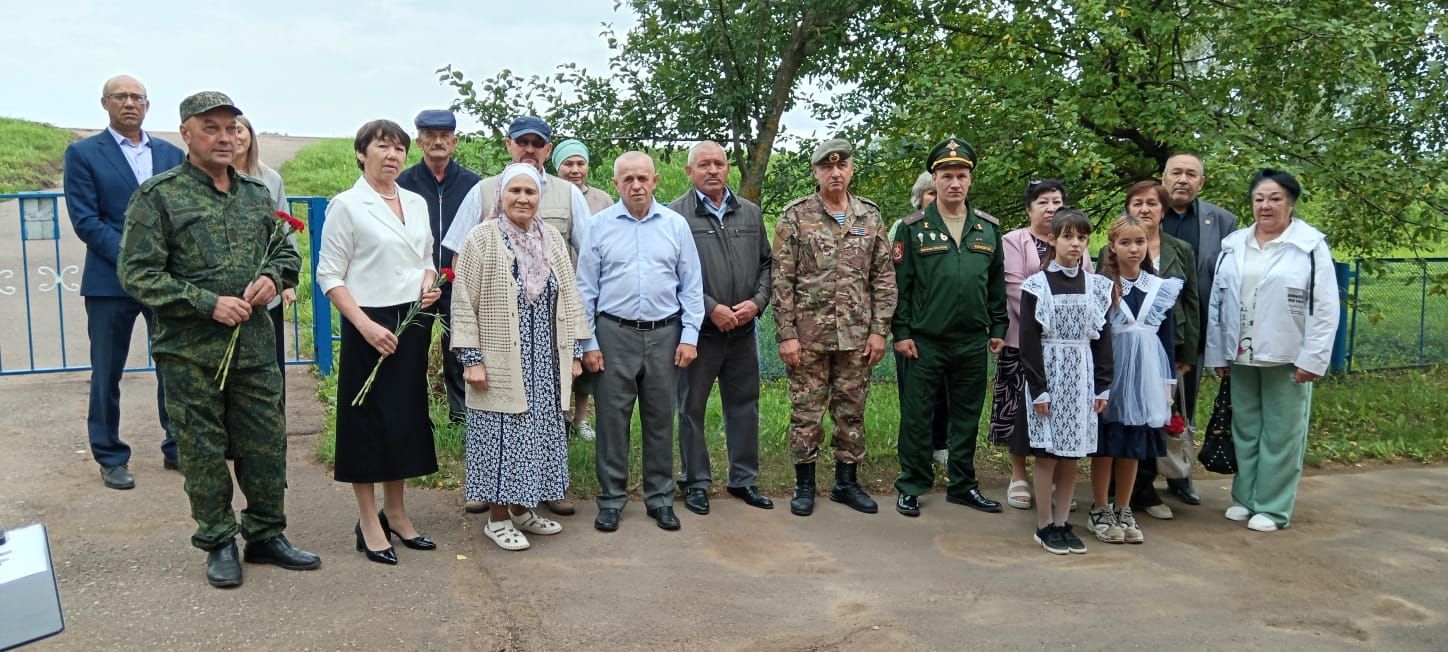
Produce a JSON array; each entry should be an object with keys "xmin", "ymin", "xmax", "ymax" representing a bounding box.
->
[{"xmin": 450, "ymin": 219, "xmax": 588, "ymax": 413}]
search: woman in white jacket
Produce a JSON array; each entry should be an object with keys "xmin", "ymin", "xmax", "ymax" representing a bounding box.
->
[{"xmin": 1205, "ymin": 169, "xmax": 1338, "ymax": 532}]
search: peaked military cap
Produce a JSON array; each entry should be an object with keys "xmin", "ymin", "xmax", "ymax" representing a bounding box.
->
[
  {"xmin": 926, "ymin": 137, "xmax": 976, "ymax": 172},
  {"xmin": 811, "ymin": 138, "xmax": 854, "ymax": 165}
]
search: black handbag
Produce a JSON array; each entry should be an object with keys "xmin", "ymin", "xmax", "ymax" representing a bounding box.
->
[{"xmin": 1197, "ymin": 376, "xmax": 1238, "ymax": 475}]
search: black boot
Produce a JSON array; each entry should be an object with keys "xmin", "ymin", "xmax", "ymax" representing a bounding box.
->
[
  {"xmin": 829, "ymin": 463, "xmax": 878, "ymax": 514},
  {"xmin": 790, "ymin": 463, "xmax": 816, "ymax": 516}
]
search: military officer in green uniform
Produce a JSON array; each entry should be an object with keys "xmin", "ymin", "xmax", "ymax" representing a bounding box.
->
[
  {"xmin": 891, "ymin": 137, "xmax": 1008, "ymax": 517},
  {"xmin": 118, "ymin": 92, "xmax": 320, "ymax": 588}
]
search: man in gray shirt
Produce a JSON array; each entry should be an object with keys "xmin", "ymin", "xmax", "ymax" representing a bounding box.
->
[{"xmin": 669, "ymin": 141, "xmax": 774, "ymax": 515}]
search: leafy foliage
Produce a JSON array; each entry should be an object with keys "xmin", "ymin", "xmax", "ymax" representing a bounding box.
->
[{"xmin": 828, "ymin": 0, "xmax": 1448, "ymax": 253}]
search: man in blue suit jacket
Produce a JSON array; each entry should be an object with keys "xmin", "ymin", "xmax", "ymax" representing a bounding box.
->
[{"xmin": 63, "ymin": 74, "xmax": 185, "ymax": 490}]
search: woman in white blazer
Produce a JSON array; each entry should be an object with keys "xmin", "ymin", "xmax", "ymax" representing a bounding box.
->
[
  {"xmin": 316, "ymin": 120, "xmax": 440, "ymax": 565},
  {"xmin": 1206, "ymin": 169, "xmax": 1338, "ymax": 533}
]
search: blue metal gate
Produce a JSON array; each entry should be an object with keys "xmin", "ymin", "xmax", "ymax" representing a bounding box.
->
[{"xmin": 0, "ymin": 192, "xmax": 334, "ymax": 376}]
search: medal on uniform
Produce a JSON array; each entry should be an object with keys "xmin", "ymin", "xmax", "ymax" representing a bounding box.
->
[
  {"xmin": 917, "ymin": 233, "xmax": 925, "ymax": 244},
  {"xmin": 930, "ymin": 232, "xmax": 938, "ymax": 241},
  {"xmin": 974, "ymin": 222, "xmax": 984, "ymax": 231}
]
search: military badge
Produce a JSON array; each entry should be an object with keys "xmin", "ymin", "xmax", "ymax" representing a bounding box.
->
[
  {"xmin": 848, "ymin": 226, "xmax": 871, "ymax": 236},
  {"xmin": 892, "ymin": 241, "xmax": 904, "ymax": 263},
  {"xmin": 968, "ymin": 241, "xmax": 996, "ymax": 255}
]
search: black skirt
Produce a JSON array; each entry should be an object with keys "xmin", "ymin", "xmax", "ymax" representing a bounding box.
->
[{"xmin": 334, "ymin": 302, "xmax": 438, "ymax": 483}]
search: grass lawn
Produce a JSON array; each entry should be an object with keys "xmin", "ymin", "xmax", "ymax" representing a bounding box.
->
[{"xmin": 0, "ymin": 117, "xmax": 76, "ymax": 192}]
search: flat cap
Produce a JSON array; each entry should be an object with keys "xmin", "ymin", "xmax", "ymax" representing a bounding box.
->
[
  {"xmin": 179, "ymin": 91, "xmax": 241, "ymax": 122},
  {"xmin": 811, "ymin": 138, "xmax": 853, "ymax": 165},
  {"xmin": 926, "ymin": 137, "xmax": 976, "ymax": 172},
  {"xmin": 414, "ymin": 109, "xmax": 456, "ymax": 130},
  {"xmin": 507, "ymin": 116, "xmax": 552, "ymax": 142}
]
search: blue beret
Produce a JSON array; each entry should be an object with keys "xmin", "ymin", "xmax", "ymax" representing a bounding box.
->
[{"xmin": 414, "ymin": 110, "xmax": 456, "ymax": 131}]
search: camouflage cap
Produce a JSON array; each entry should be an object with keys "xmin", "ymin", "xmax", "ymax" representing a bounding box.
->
[
  {"xmin": 179, "ymin": 91, "xmax": 242, "ymax": 122},
  {"xmin": 926, "ymin": 137, "xmax": 976, "ymax": 172},
  {"xmin": 811, "ymin": 138, "xmax": 853, "ymax": 166}
]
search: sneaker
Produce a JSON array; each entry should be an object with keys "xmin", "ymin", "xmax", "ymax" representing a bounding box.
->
[
  {"xmin": 1034, "ymin": 525, "xmax": 1068, "ymax": 555},
  {"xmin": 1058, "ymin": 523, "xmax": 1087, "ymax": 554},
  {"xmin": 932, "ymin": 449, "xmax": 948, "ymax": 465},
  {"xmin": 1143, "ymin": 503, "xmax": 1174, "ymax": 520},
  {"xmin": 1225, "ymin": 505, "xmax": 1251, "ymax": 521},
  {"xmin": 1117, "ymin": 506, "xmax": 1144, "ymax": 544},
  {"xmin": 1088, "ymin": 504, "xmax": 1125, "ymax": 544},
  {"xmin": 574, "ymin": 422, "xmax": 596, "ymax": 442},
  {"xmin": 1247, "ymin": 514, "xmax": 1280, "ymax": 532}
]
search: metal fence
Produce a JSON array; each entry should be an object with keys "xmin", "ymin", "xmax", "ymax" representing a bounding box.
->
[
  {"xmin": 1346, "ymin": 257, "xmax": 1447, "ymax": 371},
  {"xmin": 0, "ymin": 192, "xmax": 329, "ymax": 376}
]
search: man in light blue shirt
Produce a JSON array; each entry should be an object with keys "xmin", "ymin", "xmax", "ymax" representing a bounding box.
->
[{"xmin": 578, "ymin": 151, "xmax": 704, "ymax": 533}]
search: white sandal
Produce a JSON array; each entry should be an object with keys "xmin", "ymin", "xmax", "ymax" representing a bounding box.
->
[
  {"xmin": 1007, "ymin": 480, "xmax": 1033, "ymax": 510},
  {"xmin": 511, "ymin": 509, "xmax": 562, "ymax": 536},
  {"xmin": 483, "ymin": 519, "xmax": 530, "ymax": 551}
]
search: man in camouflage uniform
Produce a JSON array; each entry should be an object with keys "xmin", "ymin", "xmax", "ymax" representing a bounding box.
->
[
  {"xmin": 891, "ymin": 138, "xmax": 1007, "ymax": 518},
  {"xmin": 117, "ymin": 92, "xmax": 320, "ymax": 588},
  {"xmin": 772, "ymin": 138, "xmax": 896, "ymax": 517}
]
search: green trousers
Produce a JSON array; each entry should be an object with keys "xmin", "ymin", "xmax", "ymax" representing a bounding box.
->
[
  {"xmin": 895, "ymin": 335, "xmax": 988, "ymax": 497},
  {"xmin": 1230, "ymin": 363, "xmax": 1313, "ymax": 527},
  {"xmin": 158, "ymin": 355, "xmax": 288, "ymax": 550}
]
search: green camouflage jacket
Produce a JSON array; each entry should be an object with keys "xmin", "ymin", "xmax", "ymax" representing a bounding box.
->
[{"xmin": 118, "ymin": 160, "xmax": 299, "ymax": 368}]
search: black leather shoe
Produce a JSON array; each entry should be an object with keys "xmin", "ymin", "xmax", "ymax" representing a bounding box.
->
[
  {"xmin": 947, "ymin": 488, "xmax": 1003, "ymax": 513},
  {"xmin": 896, "ymin": 493, "xmax": 920, "ymax": 517},
  {"xmin": 683, "ymin": 488, "xmax": 710, "ymax": 515},
  {"xmin": 594, "ymin": 508, "xmax": 621, "ymax": 532},
  {"xmin": 354, "ymin": 521, "xmax": 398, "ymax": 564},
  {"xmin": 828, "ymin": 463, "xmax": 878, "ymax": 514},
  {"xmin": 206, "ymin": 539, "xmax": 243, "ymax": 588},
  {"xmin": 727, "ymin": 485, "xmax": 774, "ymax": 509},
  {"xmin": 1166, "ymin": 479, "xmax": 1202, "ymax": 505},
  {"xmin": 791, "ymin": 463, "xmax": 817, "ymax": 517},
  {"xmin": 647, "ymin": 506, "xmax": 681, "ymax": 530},
  {"xmin": 100, "ymin": 465, "xmax": 135, "ymax": 490},
  {"xmin": 243, "ymin": 534, "xmax": 322, "ymax": 570},
  {"xmin": 162, "ymin": 457, "xmax": 180, "ymax": 471},
  {"xmin": 379, "ymin": 510, "xmax": 436, "ymax": 550}
]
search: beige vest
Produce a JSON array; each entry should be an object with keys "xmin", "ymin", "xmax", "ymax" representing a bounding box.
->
[{"xmin": 477, "ymin": 173, "xmax": 580, "ymax": 259}]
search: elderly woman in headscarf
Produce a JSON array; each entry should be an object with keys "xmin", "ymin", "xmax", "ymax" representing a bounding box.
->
[{"xmin": 450, "ymin": 162, "xmax": 591, "ymax": 551}]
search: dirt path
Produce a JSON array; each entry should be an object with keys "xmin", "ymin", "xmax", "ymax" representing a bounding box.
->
[{"xmin": 2, "ymin": 369, "xmax": 1445, "ymax": 650}]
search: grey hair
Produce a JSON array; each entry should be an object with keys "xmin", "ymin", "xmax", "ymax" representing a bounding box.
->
[
  {"xmin": 613, "ymin": 150, "xmax": 655, "ymax": 177},
  {"xmin": 687, "ymin": 140, "xmax": 726, "ymax": 167},
  {"xmin": 909, "ymin": 171, "xmax": 934, "ymax": 209}
]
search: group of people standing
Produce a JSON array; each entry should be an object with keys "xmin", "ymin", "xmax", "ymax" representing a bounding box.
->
[{"xmin": 69, "ymin": 71, "xmax": 1340, "ymax": 587}]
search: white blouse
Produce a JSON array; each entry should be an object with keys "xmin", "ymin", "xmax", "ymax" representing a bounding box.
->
[{"xmin": 316, "ymin": 176, "xmax": 435, "ymax": 307}]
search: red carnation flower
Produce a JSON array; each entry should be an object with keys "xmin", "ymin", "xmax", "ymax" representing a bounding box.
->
[
  {"xmin": 439, "ymin": 267, "xmax": 456, "ymax": 283},
  {"xmin": 276, "ymin": 211, "xmax": 306, "ymax": 233},
  {"xmin": 1166, "ymin": 414, "xmax": 1186, "ymax": 435}
]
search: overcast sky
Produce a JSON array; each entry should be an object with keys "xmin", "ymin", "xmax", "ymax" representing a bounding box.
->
[{"xmin": 0, "ymin": 0, "xmax": 829, "ymax": 140}]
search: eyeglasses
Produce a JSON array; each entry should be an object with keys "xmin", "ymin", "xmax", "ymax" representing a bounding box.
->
[{"xmin": 105, "ymin": 93, "xmax": 148, "ymax": 103}]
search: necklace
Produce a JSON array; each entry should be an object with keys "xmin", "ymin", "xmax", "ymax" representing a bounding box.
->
[{"xmin": 378, "ymin": 189, "xmax": 398, "ymax": 200}]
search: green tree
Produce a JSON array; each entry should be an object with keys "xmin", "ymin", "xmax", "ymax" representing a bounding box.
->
[
  {"xmin": 439, "ymin": 0, "xmax": 875, "ymax": 208},
  {"xmin": 825, "ymin": 0, "xmax": 1448, "ymax": 256}
]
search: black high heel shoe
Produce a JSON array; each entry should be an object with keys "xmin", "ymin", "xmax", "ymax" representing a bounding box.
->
[
  {"xmin": 354, "ymin": 520, "xmax": 398, "ymax": 565},
  {"xmin": 379, "ymin": 510, "xmax": 437, "ymax": 551}
]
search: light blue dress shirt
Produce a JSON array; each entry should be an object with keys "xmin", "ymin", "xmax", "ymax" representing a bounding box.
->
[
  {"xmin": 107, "ymin": 127, "xmax": 153, "ymax": 184},
  {"xmin": 697, "ymin": 188, "xmax": 731, "ymax": 222},
  {"xmin": 577, "ymin": 200, "xmax": 704, "ymax": 351}
]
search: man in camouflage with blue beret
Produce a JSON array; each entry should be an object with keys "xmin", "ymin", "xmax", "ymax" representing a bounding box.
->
[
  {"xmin": 118, "ymin": 91, "xmax": 320, "ymax": 588},
  {"xmin": 772, "ymin": 138, "xmax": 896, "ymax": 518},
  {"xmin": 891, "ymin": 138, "xmax": 1007, "ymax": 518}
]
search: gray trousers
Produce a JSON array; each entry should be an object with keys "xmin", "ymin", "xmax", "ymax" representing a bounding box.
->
[
  {"xmin": 676, "ymin": 328, "xmax": 761, "ymax": 490},
  {"xmin": 594, "ymin": 317, "xmax": 680, "ymax": 510}
]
